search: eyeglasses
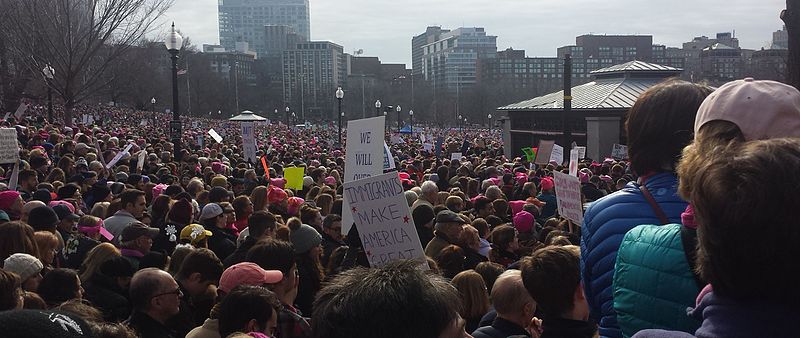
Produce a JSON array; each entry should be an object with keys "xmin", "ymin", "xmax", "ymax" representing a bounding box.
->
[{"xmin": 151, "ymin": 288, "xmax": 182, "ymax": 299}]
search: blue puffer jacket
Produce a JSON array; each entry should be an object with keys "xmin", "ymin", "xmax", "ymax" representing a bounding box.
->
[{"xmin": 580, "ymin": 172, "xmax": 688, "ymax": 338}]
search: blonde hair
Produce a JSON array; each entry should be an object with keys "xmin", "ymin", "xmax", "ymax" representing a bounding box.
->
[
  {"xmin": 79, "ymin": 243, "xmax": 121, "ymax": 282},
  {"xmin": 451, "ymin": 270, "xmax": 490, "ymax": 321},
  {"xmin": 77, "ymin": 215, "xmax": 101, "ymax": 228},
  {"xmin": 90, "ymin": 202, "xmax": 111, "ymax": 219},
  {"xmin": 677, "ymin": 120, "xmax": 744, "ymax": 200},
  {"xmin": 33, "ymin": 231, "xmax": 59, "ymax": 261}
]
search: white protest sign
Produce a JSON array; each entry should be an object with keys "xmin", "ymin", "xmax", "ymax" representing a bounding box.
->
[
  {"xmin": 550, "ymin": 144, "xmax": 564, "ymax": 165},
  {"xmin": 0, "ymin": 128, "xmax": 19, "ymax": 164},
  {"xmin": 208, "ymin": 129, "xmax": 223, "ymax": 143},
  {"xmin": 391, "ymin": 134, "xmax": 404, "ymax": 145},
  {"xmin": 197, "ymin": 135, "xmax": 204, "ymax": 148},
  {"xmin": 423, "ymin": 143, "xmax": 433, "ymax": 152},
  {"xmin": 343, "ymin": 172, "xmax": 427, "ymax": 268},
  {"xmin": 7, "ymin": 161, "xmax": 19, "ymax": 191},
  {"xmin": 14, "ymin": 103, "xmax": 28, "ymax": 119},
  {"xmin": 569, "ymin": 148, "xmax": 579, "ymax": 176},
  {"xmin": 383, "ymin": 142, "xmax": 396, "ymax": 170},
  {"xmin": 241, "ymin": 122, "xmax": 257, "ymax": 163},
  {"xmin": 612, "ymin": 144, "xmax": 628, "ymax": 160},
  {"xmin": 535, "ymin": 140, "xmax": 555, "ymax": 165},
  {"xmin": 344, "ymin": 116, "xmax": 385, "ymax": 182},
  {"xmin": 450, "ymin": 152, "xmax": 462, "ymax": 161},
  {"xmin": 553, "ymin": 171, "xmax": 584, "ymax": 224},
  {"xmin": 106, "ymin": 143, "xmax": 134, "ymax": 169},
  {"xmin": 342, "ymin": 116, "xmax": 386, "ymax": 234},
  {"xmin": 576, "ymin": 146, "xmax": 586, "ymax": 159},
  {"xmin": 137, "ymin": 150, "xmax": 147, "ymax": 173},
  {"xmin": 2, "ymin": 112, "xmax": 10, "ymax": 120},
  {"xmin": 139, "ymin": 120, "xmax": 148, "ymax": 126}
]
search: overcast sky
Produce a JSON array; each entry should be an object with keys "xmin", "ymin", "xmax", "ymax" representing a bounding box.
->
[{"xmin": 162, "ymin": 0, "xmax": 786, "ymax": 65}]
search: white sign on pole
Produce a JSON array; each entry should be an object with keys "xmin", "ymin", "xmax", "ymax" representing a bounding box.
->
[
  {"xmin": 383, "ymin": 142, "xmax": 396, "ymax": 170},
  {"xmin": 576, "ymin": 146, "xmax": 586, "ymax": 159},
  {"xmin": 137, "ymin": 151, "xmax": 147, "ymax": 173},
  {"xmin": 612, "ymin": 144, "xmax": 628, "ymax": 160},
  {"xmin": 343, "ymin": 172, "xmax": 427, "ymax": 268},
  {"xmin": 106, "ymin": 143, "xmax": 134, "ymax": 169},
  {"xmin": 569, "ymin": 148, "xmax": 579, "ymax": 176},
  {"xmin": 344, "ymin": 117, "xmax": 385, "ymax": 182},
  {"xmin": 450, "ymin": 152, "xmax": 463, "ymax": 161},
  {"xmin": 14, "ymin": 103, "xmax": 28, "ymax": 120},
  {"xmin": 0, "ymin": 128, "xmax": 19, "ymax": 164},
  {"xmin": 241, "ymin": 122, "xmax": 257, "ymax": 163},
  {"xmin": 553, "ymin": 171, "xmax": 584, "ymax": 224},
  {"xmin": 208, "ymin": 129, "xmax": 223, "ymax": 143},
  {"xmin": 7, "ymin": 162, "xmax": 19, "ymax": 191},
  {"xmin": 549, "ymin": 144, "xmax": 564, "ymax": 165},
  {"xmin": 535, "ymin": 140, "xmax": 555, "ymax": 165},
  {"xmin": 342, "ymin": 116, "xmax": 386, "ymax": 234}
]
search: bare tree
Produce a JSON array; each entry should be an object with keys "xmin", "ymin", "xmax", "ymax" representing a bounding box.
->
[
  {"xmin": 783, "ymin": 0, "xmax": 800, "ymax": 89},
  {"xmin": 0, "ymin": 0, "xmax": 174, "ymax": 125}
]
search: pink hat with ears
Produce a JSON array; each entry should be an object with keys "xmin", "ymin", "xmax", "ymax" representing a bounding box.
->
[
  {"xmin": 324, "ymin": 176, "xmax": 336, "ymax": 185},
  {"xmin": 513, "ymin": 211, "xmax": 535, "ymax": 233},
  {"xmin": 508, "ymin": 200, "xmax": 526, "ymax": 216},
  {"xmin": 270, "ymin": 178, "xmax": 287, "ymax": 189},
  {"xmin": 540, "ymin": 177, "xmax": 554, "ymax": 191},
  {"xmin": 579, "ymin": 171, "xmax": 590, "ymax": 183}
]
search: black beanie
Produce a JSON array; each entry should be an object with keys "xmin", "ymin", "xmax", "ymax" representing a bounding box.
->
[
  {"xmin": 27, "ymin": 206, "xmax": 60, "ymax": 232},
  {"xmin": 0, "ymin": 310, "xmax": 94, "ymax": 338}
]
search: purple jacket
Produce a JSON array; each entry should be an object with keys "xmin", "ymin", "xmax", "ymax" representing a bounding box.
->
[{"xmin": 632, "ymin": 291, "xmax": 799, "ymax": 338}]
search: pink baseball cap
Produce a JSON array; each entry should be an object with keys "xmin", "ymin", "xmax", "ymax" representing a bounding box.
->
[
  {"xmin": 219, "ymin": 262, "xmax": 283, "ymax": 294},
  {"xmin": 695, "ymin": 78, "xmax": 800, "ymax": 141}
]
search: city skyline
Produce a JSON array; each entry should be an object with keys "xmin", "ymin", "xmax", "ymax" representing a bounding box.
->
[{"xmin": 163, "ymin": 0, "xmax": 786, "ymax": 66}]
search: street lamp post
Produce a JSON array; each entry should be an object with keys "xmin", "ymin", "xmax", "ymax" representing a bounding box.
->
[
  {"xmin": 396, "ymin": 105, "xmax": 402, "ymax": 133},
  {"xmin": 458, "ymin": 114, "xmax": 462, "ymax": 132},
  {"xmin": 151, "ymin": 97, "xmax": 156, "ymax": 126},
  {"xmin": 285, "ymin": 107, "xmax": 290, "ymax": 126},
  {"xmin": 164, "ymin": 22, "xmax": 183, "ymax": 160},
  {"xmin": 487, "ymin": 113, "xmax": 492, "ymax": 128},
  {"xmin": 409, "ymin": 110, "xmax": 414, "ymax": 135},
  {"xmin": 375, "ymin": 100, "xmax": 381, "ymax": 117},
  {"xmin": 291, "ymin": 112, "xmax": 296, "ymax": 126},
  {"xmin": 464, "ymin": 117, "xmax": 468, "ymax": 132},
  {"xmin": 336, "ymin": 87, "xmax": 344, "ymax": 145},
  {"xmin": 42, "ymin": 64, "xmax": 54, "ymax": 123},
  {"xmin": 274, "ymin": 109, "xmax": 278, "ymax": 124}
]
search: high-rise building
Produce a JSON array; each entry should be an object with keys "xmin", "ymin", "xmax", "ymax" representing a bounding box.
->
[
  {"xmin": 574, "ymin": 34, "xmax": 654, "ymax": 63},
  {"xmin": 422, "ymin": 27, "xmax": 497, "ymax": 93},
  {"xmin": 218, "ymin": 0, "xmax": 310, "ymax": 55},
  {"xmin": 411, "ymin": 26, "xmax": 450, "ymax": 76},
  {"xmin": 282, "ymin": 41, "xmax": 346, "ymax": 121},
  {"xmin": 773, "ymin": 26, "xmax": 788, "ymax": 49},
  {"xmin": 263, "ymin": 25, "xmax": 305, "ymax": 58}
]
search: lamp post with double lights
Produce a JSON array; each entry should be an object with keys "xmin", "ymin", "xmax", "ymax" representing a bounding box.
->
[
  {"xmin": 375, "ymin": 100, "xmax": 381, "ymax": 117},
  {"xmin": 336, "ymin": 86, "xmax": 344, "ymax": 145},
  {"xmin": 164, "ymin": 22, "xmax": 183, "ymax": 159},
  {"xmin": 42, "ymin": 64, "xmax": 55, "ymax": 123}
]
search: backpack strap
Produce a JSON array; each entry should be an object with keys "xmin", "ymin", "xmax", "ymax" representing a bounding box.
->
[
  {"xmin": 679, "ymin": 226, "xmax": 705, "ymax": 289},
  {"xmin": 637, "ymin": 183, "xmax": 669, "ymax": 225}
]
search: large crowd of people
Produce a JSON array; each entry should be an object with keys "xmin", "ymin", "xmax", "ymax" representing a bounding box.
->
[{"xmin": 0, "ymin": 77, "xmax": 798, "ymax": 338}]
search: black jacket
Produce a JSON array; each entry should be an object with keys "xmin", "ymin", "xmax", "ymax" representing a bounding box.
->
[
  {"xmin": 223, "ymin": 235, "xmax": 258, "ymax": 268},
  {"xmin": 84, "ymin": 273, "xmax": 131, "ymax": 322},
  {"xmin": 126, "ymin": 311, "xmax": 176, "ymax": 338},
  {"xmin": 472, "ymin": 316, "xmax": 530, "ymax": 338},
  {"xmin": 204, "ymin": 225, "xmax": 237, "ymax": 261},
  {"xmin": 321, "ymin": 232, "xmax": 345, "ymax": 267},
  {"xmin": 540, "ymin": 317, "xmax": 597, "ymax": 338}
]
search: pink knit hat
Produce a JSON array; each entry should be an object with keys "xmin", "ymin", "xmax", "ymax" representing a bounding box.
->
[
  {"xmin": 540, "ymin": 177, "xmax": 554, "ymax": 191},
  {"xmin": 508, "ymin": 200, "xmax": 526, "ymax": 216},
  {"xmin": 0, "ymin": 191, "xmax": 20, "ymax": 210},
  {"xmin": 287, "ymin": 197, "xmax": 305, "ymax": 216},
  {"xmin": 513, "ymin": 211, "xmax": 535, "ymax": 233}
]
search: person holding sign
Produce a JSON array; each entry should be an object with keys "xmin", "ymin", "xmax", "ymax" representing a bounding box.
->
[{"xmin": 580, "ymin": 80, "xmax": 712, "ymax": 338}]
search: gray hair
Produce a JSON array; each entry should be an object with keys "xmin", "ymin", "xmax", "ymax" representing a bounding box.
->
[
  {"xmin": 421, "ymin": 181, "xmax": 438, "ymax": 195},
  {"xmin": 491, "ymin": 270, "xmax": 533, "ymax": 316}
]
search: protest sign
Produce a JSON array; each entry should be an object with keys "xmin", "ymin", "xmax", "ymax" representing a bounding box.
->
[
  {"xmin": 106, "ymin": 143, "xmax": 134, "ymax": 169},
  {"xmin": 344, "ymin": 117, "xmax": 385, "ymax": 182},
  {"xmin": 522, "ymin": 147, "xmax": 536, "ymax": 162},
  {"xmin": 0, "ymin": 128, "xmax": 19, "ymax": 164},
  {"xmin": 535, "ymin": 140, "xmax": 555, "ymax": 165},
  {"xmin": 343, "ymin": 172, "xmax": 427, "ymax": 268},
  {"xmin": 391, "ymin": 134, "xmax": 404, "ymax": 145},
  {"xmin": 435, "ymin": 136, "xmax": 444, "ymax": 157},
  {"xmin": 137, "ymin": 151, "xmax": 146, "ymax": 173},
  {"xmin": 450, "ymin": 152, "xmax": 463, "ymax": 161},
  {"xmin": 550, "ymin": 144, "xmax": 564, "ymax": 165},
  {"xmin": 612, "ymin": 144, "xmax": 628, "ymax": 160},
  {"xmin": 576, "ymin": 146, "xmax": 586, "ymax": 159},
  {"xmin": 569, "ymin": 148, "xmax": 579, "ymax": 176},
  {"xmin": 197, "ymin": 135, "xmax": 204, "ymax": 148},
  {"xmin": 94, "ymin": 139, "xmax": 107, "ymax": 168},
  {"xmin": 423, "ymin": 143, "xmax": 433, "ymax": 152},
  {"xmin": 553, "ymin": 171, "xmax": 584, "ymax": 224},
  {"xmin": 7, "ymin": 162, "xmax": 19, "ymax": 191},
  {"xmin": 383, "ymin": 142, "xmax": 396, "ymax": 170},
  {"xmin": 241, "ymin": 122, "xmax": 257, "ymax": 163},
  {"xmin": 14, "ymin": 103, "xmax": 28, "ymax": 120},
  {"xmin": 2, "ymin": 112, "xmax": 10, "ymax": 120},
  {"xmin": 284, "ymin": 167, "xmax": 305, "ymax": 190},
  {"xmin": 208, "ymin": 129, "xmax": 223, "ymax": 143},
  {"xmin": 260, "ymin": 156, "xmax": 270, "ymax": 179},
  {"xmin": 139, "ymin": 120, "xmax": 148, "ymax": 126}
]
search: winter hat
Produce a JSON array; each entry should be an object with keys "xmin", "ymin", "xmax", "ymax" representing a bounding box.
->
[
  {"xmin": 199, "ymin": 203, "xmax": 224, "ymax": 221},
  {"xmin": 290, "ymin": 223, "xmax": 322, "ymax": 254},
  {"xmin": 508, "ymin": 200, "xmax": 527, "ymax": 216},
  {"xmin": 99, "ymin": 256, "xmax": 135, "ymax": 278},
  {"xmin": 0, "ymin": 310, "xmax": 94, "ymax": 338},
  {"xmin": 579, "ymin": 171, "xmax": 590, "ymax": 184},
  {"xmin": 695, "ymin": 78, "xmax": 800, "ymax": 141},
  {"xmin": 302, "ymin": 176, "xmax": 314, "ymax": 188},
  {"xmin": 167, "ymin": 198, "xmax": 194, "ymax": 224},
  {"xmin": 286, "ymin": 197, "xmax": 305, "ymax": 216},
  {"xmin": 114, "ymin": 171, "xmax": 129, "ymax": 182},
  {"xmin": 32, "ymin": 189, "xmax": 53, "ymax": 204},
  {"xmin": 412, "ymin": 204, "xmax": 436, "ymax": 228},
  {"xmin": 56, "ymin": 185, "xmax": 80, "ymax": 200},
  {"xmin": 211, "ymin": 162, "xmax": 225, "ymax": 174},
  {"xmin": 324, "ymin": 176, "xmax": 336, "ymax": 186},
  {"xmin": 599, "ymin": 175, "xmax": 613, "ymax": 183},
  {"xmin": 513, "ymin": 210, "xmax": 535, "ymax": 233},
  {"xmin": 52, "ymin": 204, "xmax": 80, "ymax": 222},
  {"xmin": 152, "ymin": 183, "xmax": 168, "ymax": 198},
  {"xmin": 270, "ymin": 178, "xmax": 287, "ymax": 189},
  {"xmin": 3, "ymin": 253, "xmax": 43, "ymax": 281},
  {"xmin": 219, "ymin": 262, "xmax": 283, "ymax": 294},
  {"xmin": 0, "ymin": 191, "xmax": 21, "ymax": 210},
  {"xmin": 267, "ymin": 187, "xmax": 288, "ymax": 205},
  {"xmin": 539, "ymin": 177, "xmax": 554, "ymax": 191},
  {"xmin": 27, "ymin": 206, "xmax": 60, "ymax": 232},
  {"xmin": 180, "ymin": 224, "xmax": 213, "ymax": 245},
  {"xmin": 210, "ymin": 175, "xmax": 228, "ymax": 188}
]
